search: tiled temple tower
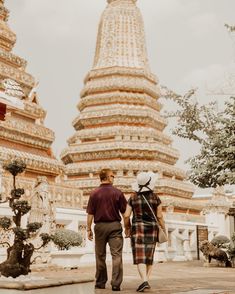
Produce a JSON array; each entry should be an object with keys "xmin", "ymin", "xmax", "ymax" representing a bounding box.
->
[
  {"xmin": 61, "ymin": 0, "xmax": 195, "ymax": 209},
  {"xmin": 0, "ymin": 0, "xmax": 82, "ymax": 209},
  {"xmin": 0, "ymin": 0, "xmax": 62, "ymax": 177}
]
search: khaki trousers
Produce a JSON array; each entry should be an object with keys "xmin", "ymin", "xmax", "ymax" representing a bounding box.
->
[{"xmin": 94, "ymin": 221, "xmax": 123, "ymax": 288}]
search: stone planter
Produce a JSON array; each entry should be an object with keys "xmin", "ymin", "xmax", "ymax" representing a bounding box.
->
[{"xmin": 50, "ymin": 248, "xmax": 95, "ymax": 268}]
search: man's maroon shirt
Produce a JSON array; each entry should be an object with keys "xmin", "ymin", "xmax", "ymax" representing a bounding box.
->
[{"xmin": 86, "ymin": 183, "xmax": 127, "ymax": 223}]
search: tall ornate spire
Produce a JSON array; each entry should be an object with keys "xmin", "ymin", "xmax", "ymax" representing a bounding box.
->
[
  {"xmin": 0, "ymin": 0, "xmax": 35, "ymax": 95},
  {"xmin": 0, "ymin": 0, "xmax": 9, "ymax": 20},
  {"xmin": 94, "ymin": 0, "xmax": 149, "ymax": 70},
  {"xmin": 0, "ymin": 2, "xmax": 64, "ymax": 180},
  {"xmin": 62, "ymin": 1, "xmax": 194, "ymax": 206},
  {"xmin": 0, "ymin": 0, "xmax": 16, "ymax": 51},
  {"xmin": 0, "ymin": 1, "xmax": 83, "ymax": 212}
]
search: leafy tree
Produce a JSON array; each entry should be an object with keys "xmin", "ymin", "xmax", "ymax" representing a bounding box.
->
[
  {"xmin": 0, "ymin": 160, "xmax": 84, "ymax": 277},
  {"xmin": 162, "ymin": 87, "xmax": 235, "ymax": 188},
  {"xmin": 0, "ymin": 160, "xmax": 51, "ymax": 278}
]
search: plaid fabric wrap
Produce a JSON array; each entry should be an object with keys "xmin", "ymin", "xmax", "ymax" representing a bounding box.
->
[
  {"xmin": 131, "ymin": 241, "xmax": 157, "ymax": 265},
  {"xmin": 128, "ymin": 192, "xmax": 161, "ymax": 264}
]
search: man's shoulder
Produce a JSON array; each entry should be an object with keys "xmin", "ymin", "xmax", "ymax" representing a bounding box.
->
[
  {"xmin": 91, "ymin": 185, "xmax": 124, "ymax": 196},
  {"xmin": 111, "ymin": 185, "xmax": 124, "ymax": 194},
  {"xmin": 90, "ymin": 187, "xmax": 101, "ymax": 196}
]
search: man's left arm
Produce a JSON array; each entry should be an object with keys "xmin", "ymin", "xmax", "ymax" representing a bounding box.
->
[{"xmin": 87, "ymin": 214, "xmax": 94, "ymax": 241}]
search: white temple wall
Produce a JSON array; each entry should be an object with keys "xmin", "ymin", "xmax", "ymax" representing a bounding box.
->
[
  {"xmin": 56, "ymin": 207, "xmax": 86, "ymax": 231},
  {"xmin": 225, "ymin": 214, "xmax": 232, "ymax": 237},
  {"xmin": 228, "ymin": 215, "xmax": 235, "ymax": 237},
  {"xmin": 205, "ymin": 211, "xmax": 229, "ymax": 237},
  {"xmin": 164, "ymin": 219, "xmax": 217, "ymax": 261},
  {"xmin": 0, "ymin": 205, "xmax": 220, "ymax": 267},
  {"xmin": 50, "ymin": 213, "xmax": 219, "ymax": 266}
]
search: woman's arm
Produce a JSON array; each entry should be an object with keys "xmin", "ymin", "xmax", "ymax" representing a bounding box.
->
[
  {"xmin": 156, "ymin": 204, "xmax": 166, "ymax": 233},
  {"xmin": 123, "ymin": 204, "xmax": 132, "ymax": 237}
]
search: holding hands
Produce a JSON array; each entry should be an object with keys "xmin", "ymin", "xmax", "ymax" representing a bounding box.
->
[{"xmin": 124, "ymin": 227, "xmax": 131, "ymax": 238}]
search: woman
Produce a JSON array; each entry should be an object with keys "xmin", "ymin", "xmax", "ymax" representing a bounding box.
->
[{"xmin": 124, "ymin": 171, "xmax": 166, "ymax": 292}]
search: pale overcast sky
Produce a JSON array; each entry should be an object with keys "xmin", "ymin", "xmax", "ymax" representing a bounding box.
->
[{"xmin": 5, "ymin": 0, "xmax": 235, "ymax": 173}]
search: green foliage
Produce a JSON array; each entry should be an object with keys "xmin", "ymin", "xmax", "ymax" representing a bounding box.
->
[
  {"xmin": 13, "ymin": 227, "xmax": 27, "ymax": 241},
  {"xmin": 0, "ymin": 217, "xmax": 12, "ymax": 230},
  {"xmin": 52, "ymin": 229, "xmax": 82, "ymax": 250},
  {"xmin": 40, "ymin": 233, "xmax": 52, "ymax": 247},
  {"xmin": 12, "ymin": 200, "xmax": 31, "ymax": 215},
  {"xmin": 227, "ymin": 244, "xmax": 235, "ymax": 259},
  {"xmin": 11, "ymin": 188, "xmax": 25, "ymax": 199},
  {"xmin": 163, "ymin": 89, "xmax": 235, "ymax": 188},
  {"xmin": 27, "ymin": 222, "xmax": 42, "ymax": 233},
  {"xmin": 232, "ymin": 232, "xmax": 235, "ymax": 243},
  {"xmin": 227, "ymin": 232, "xmax": 235, "ymax": 259},
  {"xmin": 211, "ymin": 235, "xmax": 230, "ymax": 248},
  {"xmin": 3, "ymin": 159, "xmax": 26, "ymax": 176}
]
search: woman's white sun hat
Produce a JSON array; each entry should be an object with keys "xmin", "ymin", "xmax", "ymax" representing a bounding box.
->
[{"xmin": 132, "ymin": 171, "xmax": 158, "ymax": 192}]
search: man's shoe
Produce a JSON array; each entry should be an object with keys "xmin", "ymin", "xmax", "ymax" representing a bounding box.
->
[
  {"xmin": 112, "ymin": 285, "xmax": 121, "ymax": 291},
  {"xmin": 136, "ymin": 281, "xmax": 149, "ymax": 292},
  {"xmin": 95, "ymin": 284, "xmax": 105, "ymax": 289}
]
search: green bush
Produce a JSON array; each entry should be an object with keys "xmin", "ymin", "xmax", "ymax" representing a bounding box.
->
[
  {"xmin": 0, "ymin": 217, "xmax": 12, "ymax": 229},
  {"xmin": 52, "ymin": 229, "xmax": 82, "ymax": 250},
  {"xmin": 227, "ymin": 232, "xmax": 235, "ymax": 259},
  {"xmin": 211, "ymin": 235, "xmax": 230, "ymax": 248},
  {"xmin": 231, "ymin": 232, "xmax": 235, "ymax": 243}
]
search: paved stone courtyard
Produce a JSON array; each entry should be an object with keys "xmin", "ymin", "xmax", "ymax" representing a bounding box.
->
[{"xmin": 33, "ymin": 260, "xmax": 235, "ymax": 294}]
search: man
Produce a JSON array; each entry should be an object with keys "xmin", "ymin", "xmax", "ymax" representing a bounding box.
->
[{"xmin": 86, "ymin": 169, "xmax": 127, "ymax": 291}]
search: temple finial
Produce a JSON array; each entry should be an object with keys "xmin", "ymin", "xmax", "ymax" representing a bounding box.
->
[{"xmin": 94, "ymin": 0, "xmax": 148, "ymax": 70}]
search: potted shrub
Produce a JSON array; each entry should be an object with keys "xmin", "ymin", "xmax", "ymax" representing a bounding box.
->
[
  {"xmin": 211, "ymin": 235, "xmax": 230, "ymax": 248},
  {"xmin": 52, "ymin": 228, "xmax": 82, "ymax": 250}
]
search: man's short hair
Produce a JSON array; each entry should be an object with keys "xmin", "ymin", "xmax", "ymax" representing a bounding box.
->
[{"xmin": 99, "ymin": 169, "xmax": 112, "ymax": 181}]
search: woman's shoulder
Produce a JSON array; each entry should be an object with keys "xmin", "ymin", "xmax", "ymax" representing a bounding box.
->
[
  {"xmin": 128, "ymin": 192, "xmax": 137, "ymax": 204},
  {"xmin": 152, "ymin": 192, "xmax": 161, "ymax": 203}
]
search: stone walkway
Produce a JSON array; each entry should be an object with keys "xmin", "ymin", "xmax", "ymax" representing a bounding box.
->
[{"xmin": 33, "ymin": 260, "xmax": 235, "ymax": 294}]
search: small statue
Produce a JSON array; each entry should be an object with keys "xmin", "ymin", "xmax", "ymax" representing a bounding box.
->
[{"xmin": 29, "ymin": 176, "xmax": 55, "ymax": 235}]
